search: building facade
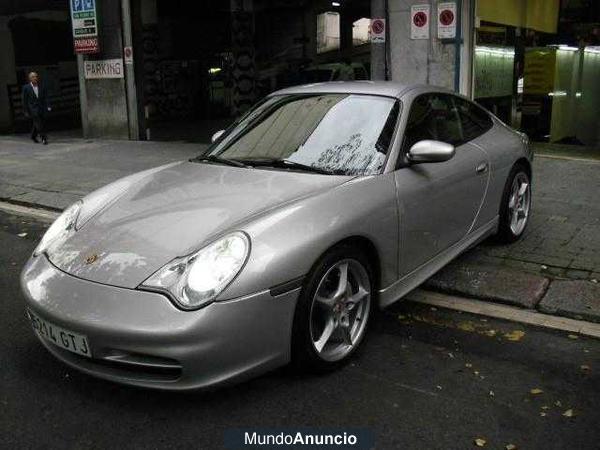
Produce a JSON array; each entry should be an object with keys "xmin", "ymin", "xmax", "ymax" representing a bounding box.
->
[{"xmin": 1, "ymin": 0, "xmax": 599, "ymax": 148}]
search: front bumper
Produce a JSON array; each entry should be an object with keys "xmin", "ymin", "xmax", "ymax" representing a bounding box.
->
[{"xmin": 21, "ymin": 255, "xmax": 299, "ymax": 390}]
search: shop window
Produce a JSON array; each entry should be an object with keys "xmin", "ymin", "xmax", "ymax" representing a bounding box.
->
[
  {"xmin": 317, "ymin": 12, "xmax": 340, "ymax": 54},
  {"xmin": 353, "ymin": 18, "xmax": 370, "ymax": 46}
]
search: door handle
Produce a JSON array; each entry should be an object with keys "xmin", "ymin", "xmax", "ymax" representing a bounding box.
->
[{"xmin": 476, "ymin": 162, "xmax": 489, "ymax": 174}]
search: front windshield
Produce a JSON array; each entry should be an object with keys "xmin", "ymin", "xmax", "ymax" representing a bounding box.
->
[{"xmin": 209, "ymin": 94, "xmax": 400, "ymax": 176}]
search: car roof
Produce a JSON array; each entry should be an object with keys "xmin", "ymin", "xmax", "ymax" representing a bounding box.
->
[{"xmin": 269, "ymin": 81, "xmax": 453, "ymax": 99}]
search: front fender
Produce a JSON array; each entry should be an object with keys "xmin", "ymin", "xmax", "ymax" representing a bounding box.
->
[{"xmin": 220, "ymin": 173, "xmax": 399, "ymax": 300}]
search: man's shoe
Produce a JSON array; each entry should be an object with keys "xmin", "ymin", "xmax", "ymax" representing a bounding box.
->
[{"xmin": 31, "ymin": 136, "xmax": 39, "ymax": 143}]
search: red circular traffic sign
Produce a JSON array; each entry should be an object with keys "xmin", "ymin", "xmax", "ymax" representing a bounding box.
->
[
  {"xmin": 413, "ymin": 11, "xmax": 427, "ymax": 28},
  {"xmin": 372, "ymin": 19, "xmax": 385, "ymax": 35},
  {"xmin": 439, "ymin": 9, "xmax": 454, "ymax": 26}
]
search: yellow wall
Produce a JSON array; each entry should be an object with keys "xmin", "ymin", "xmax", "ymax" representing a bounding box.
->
[{"xmin": 477, "ymin": 0, "xmax": 559, "ymax": 33}]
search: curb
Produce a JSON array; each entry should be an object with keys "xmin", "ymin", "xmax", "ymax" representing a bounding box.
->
[
  {"xmin": 406, "ymin": 289, "xmax": 600, "ymax": 339},
  {"xmin": 536, "ymin": 154, "xmax": 600, "ymax": 163},
  {"xmin": 0, "ymin": 201, "xmax": 60, "ymax": 222}
]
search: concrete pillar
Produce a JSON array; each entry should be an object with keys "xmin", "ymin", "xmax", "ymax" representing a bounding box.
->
[
  {"xmin": 371, "ymin": 0, "xmax": 387, "ymax": 80},
  {"xmin": 387, "ymin": 0, "xmax": 473, "ymax": 93},
  {"xmin": 230, "ymin": 0, "xmax": 257, "ymax": 116},
  {"xmin": 303, "ymin": 4, "xmax": 317, "ymax": 64},
  {"xmin": 76, "ymin": 54, "xmax": 89, "ymax": 137},
  {"xmin": 132, "ymin": 0, "xmax": 157, "ymax": 140},
  {"xmin": 121, "ymin": 0, "xmax": 139, "ymax": 139},
  {"xmin": 79, "ymin": 0, "xmax": 129, "ymax": 139},
  {"xmin": 339, "ymin": 11, "xmax": 354, "ymax": 61},
  {"xmin": 0, "ymin": 16, "xmax": 17, "ymax": 131},
  {"xmin": 459, "ymin": 0, "xmax": 474, "ymax": 96}
]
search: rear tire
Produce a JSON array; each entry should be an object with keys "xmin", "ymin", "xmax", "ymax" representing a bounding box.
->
[
  {"xmin": 291, "ymin": 244, "xmax": 373, "ymax": 373},
  {"xmin": 496, "ymin": 164, "xmax": 531, "ymax": 243}
]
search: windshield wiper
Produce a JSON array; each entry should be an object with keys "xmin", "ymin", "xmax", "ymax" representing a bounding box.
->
[
  {"xmin": 241, "ymin": 158, "xmax": 333, "ymax": 175},
  {"xmin": 191, "ymin": 155, "xmax": 248, "ymax": 168}
]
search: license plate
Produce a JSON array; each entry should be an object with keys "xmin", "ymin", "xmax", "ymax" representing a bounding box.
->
[{"xmin": 28, "ymin": 310, "xmax": 92, "ymax": 358}]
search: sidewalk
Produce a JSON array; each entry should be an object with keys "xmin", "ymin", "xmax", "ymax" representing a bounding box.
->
[
  {"xmin": 1, "ymin": 135, "xmax": 599, "ymax": 324},
  {"xmin": 0, "ymin": 134, "xmax": 206, "ymax": 210}
]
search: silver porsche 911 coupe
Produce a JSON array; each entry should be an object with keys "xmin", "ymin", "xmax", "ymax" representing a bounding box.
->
[{"xmin": 22, "ymin": 82, "xmax": 532, "ymax": 390}]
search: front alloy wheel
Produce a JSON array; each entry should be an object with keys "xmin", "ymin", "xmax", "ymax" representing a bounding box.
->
[
  {"xmin": 309, "ymin": 259, "xmax": 371, "ymax": 362},
  {"xmin": 292, "ymin": 245, "xmax": 373, "ymax": 371}
]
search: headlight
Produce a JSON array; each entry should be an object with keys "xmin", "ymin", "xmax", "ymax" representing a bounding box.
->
[
  {"xmin": 34, "ymin": 201, "xmax": 82, "ymax": 256},
  {"xmin": 140, "ymin": 232, "xmax": 250, "ymax": 310}
]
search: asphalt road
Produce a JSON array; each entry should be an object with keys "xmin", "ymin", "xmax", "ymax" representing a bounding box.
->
[{"xmin": 1, "ymin": 210, "xmax": 599, "ymax": 450}]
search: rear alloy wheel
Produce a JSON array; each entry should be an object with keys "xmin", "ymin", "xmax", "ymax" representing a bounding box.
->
[
  {"xmin": 292, "ymin": 246, "xmax": 373, "ymax": 371},
  {"xmin": 497, "ymin": 165, "xmax": 531, "ymax": 243}
]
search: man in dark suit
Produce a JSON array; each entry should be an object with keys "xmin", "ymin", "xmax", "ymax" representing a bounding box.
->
[{"xmin": 22, "ymin": 72, "xmax": 51, "ymax": 145}]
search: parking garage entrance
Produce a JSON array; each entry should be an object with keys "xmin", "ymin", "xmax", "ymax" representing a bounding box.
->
[{"xmin": 135, "ymin": 0, "xmax": 373, "ymax": 142}]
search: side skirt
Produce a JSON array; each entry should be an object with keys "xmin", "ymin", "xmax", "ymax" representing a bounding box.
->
[{"xmin": 378, "ymin": 216, "xmax": 499, "ymax": 308}]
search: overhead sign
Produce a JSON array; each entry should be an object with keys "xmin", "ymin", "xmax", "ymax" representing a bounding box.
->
[
  {"xmin": 370, "ymin": 18, "xmax": 386, "ymax": 44},
  {"xmin": 523, "ymin": 49, "xmax": 556, "ymax": 95},
  {"xmin": 438, "ymin": 2, "xmax": 457, "ymax": 39},
  {"xmin": 411, "ymin": 4, "xmax": 430, "ymax": 40},
  {"xmin": 84, "ymin": 59, "xmax": 124, "ymax": 79},
  {"xmin": 70, "ymin": 0, "xmax": 99, "ymax": 54}
]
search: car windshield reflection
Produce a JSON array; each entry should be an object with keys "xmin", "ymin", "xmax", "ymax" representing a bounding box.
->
[{"xmin": 207, "ymin": 94, "xmax": 400, "ymax": 176}]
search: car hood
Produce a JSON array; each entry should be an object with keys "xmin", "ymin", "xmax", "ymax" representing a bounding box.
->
[{"xmin": 47, "ymin": 161, "xmax": 350, "ymax": 289}]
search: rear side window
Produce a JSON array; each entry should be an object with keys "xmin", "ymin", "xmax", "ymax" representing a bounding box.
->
[{"xmin": 453, "ymin": 97, "xmax": 493, "ymax": 142}]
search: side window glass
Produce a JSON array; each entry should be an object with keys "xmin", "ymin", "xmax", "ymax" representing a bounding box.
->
[
  {"xmin": 402, "ymin": 94, "xmax": 463, "ymax": 155},
  {"xmin": 433, "ymin": 95, "xmax": 463, "ymax": 145},
  {"xmin": 453, "ymin": 97, "xmax": 493, "ymax": 142},
  {"xmin": 402, "ymin": 95, "xmax": 436, "ymax": 154}
]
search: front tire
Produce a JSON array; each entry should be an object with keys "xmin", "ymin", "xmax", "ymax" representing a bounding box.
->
[
  {"xmin": 291, "ymin": 245, "xmax": 373, "ymax": 372},
  {"xmin": 496, "ymin": 164, "xmax": 532, "ymax": 243}
]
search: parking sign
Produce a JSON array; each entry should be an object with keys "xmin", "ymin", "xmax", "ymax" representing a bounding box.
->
[{"xmin": 70, "ymin": 0, "xmax": 99, "ymax": 54}]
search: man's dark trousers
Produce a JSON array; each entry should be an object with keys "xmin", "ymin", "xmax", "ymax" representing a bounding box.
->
[{"xmin": 22, "ymin": 84, "xmax": 49, "ymax": 142}]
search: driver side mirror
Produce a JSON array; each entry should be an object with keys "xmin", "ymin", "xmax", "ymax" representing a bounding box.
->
[
  {"xmin": 408, "ymin": 140, "xmax": 455, "ymax": 164},
  {"xmin": 211, "ymin": 129, "xmax": 226, "ymax": 143}
]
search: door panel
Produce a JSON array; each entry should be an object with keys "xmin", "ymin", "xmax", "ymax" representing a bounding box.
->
[
  {"xmin": 394, "ymin": 93, "xmax": 490, "ymax": 276},
  {"xmin": 394, "ymin": 143, "xmax": 488, "ymax": 275}
]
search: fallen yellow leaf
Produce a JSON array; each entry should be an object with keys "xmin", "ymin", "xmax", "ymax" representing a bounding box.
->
[
  {"xmin": 506, "ymin": 444, "xmax": 517, "ymax": 450},
  {"xmin": 474, "ymin": 438, "xmax": 487, "ymax": 447},
  {"xmin": 555, "ymin": 400, "xmax": 562, "ymax": 407},
  {"xmin": 459, "ymin": 322, "xmax": 476, "ymax": 332},
  {"xmin": 580, "ymin": 365, "xmax": 590, "ymax": 371},
  {"xmin": 567, "ymin": 334, "xmax": 579, "ymax": 340},
  {"xmin": 562, "ymin": 409, "xmax": 576, "ymax": 417},
  {"xmin": 504, "ymin": 330, "xmax": 525, "ymax": 341},
  {"xmin": 530, "ymin": 388, "xmax": 543, "ymax": 395},
  {"xmin": 541, "ymin": 405, "xmax": 549, "ymax": 410}
]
